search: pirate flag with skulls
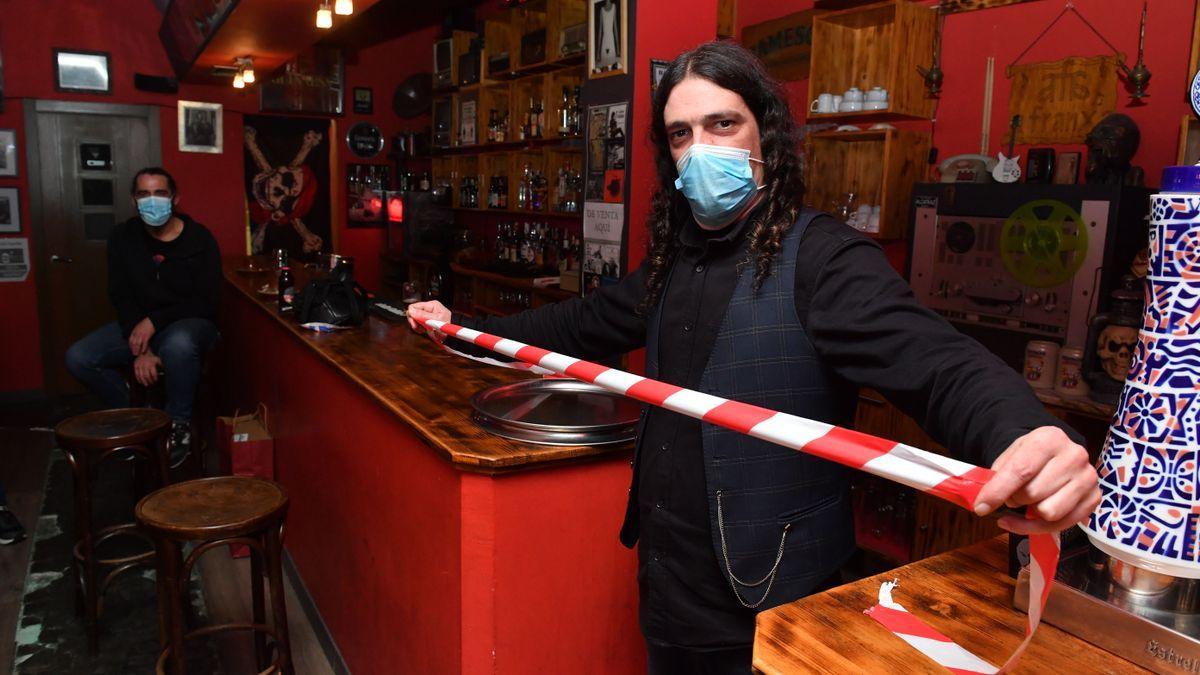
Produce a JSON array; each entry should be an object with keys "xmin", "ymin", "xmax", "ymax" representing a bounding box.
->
[{"xmin": 245, "ymin": 126, "xmax": 326, "ymax": 258}]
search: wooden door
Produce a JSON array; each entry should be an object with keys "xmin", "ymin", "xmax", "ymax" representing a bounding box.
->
[{"xmin": 26, "ymin": 101, "xmax": 160, "ymax": 393}]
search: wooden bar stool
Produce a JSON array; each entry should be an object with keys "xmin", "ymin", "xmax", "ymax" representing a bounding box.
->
[
  {"xmin": 55, "ymin": 407, "xmax": 173, "ymax": 653},
  {"xmin": 136, "ymin": 476, "xmax": 293, "ymax": 675}
]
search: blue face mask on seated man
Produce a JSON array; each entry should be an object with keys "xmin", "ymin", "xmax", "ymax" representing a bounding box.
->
[
  {"xmin": 673, "ymin": 144, "xmax": 765, "ymax": 229},
  {"xmin": 136, "ymin": 196, "xmax": 173, "ymax": 227}
]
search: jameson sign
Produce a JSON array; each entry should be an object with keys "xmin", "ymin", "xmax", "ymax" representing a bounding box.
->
[
  {"xmin": 1006, "ymin": 55, "xmax": 1120, "ymax": 145},
  {"xmin": 741, "ymin": 10, "xmax": 816, "ymax": 82}
]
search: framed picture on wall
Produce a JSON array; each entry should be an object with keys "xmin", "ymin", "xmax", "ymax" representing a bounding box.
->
[
  {"xmin": 54, "ymin": 50, "xmax": 111, "ymax": 94},
  {"xmin": 588, "ymin": 0, "xmax": 626, "ymax": 79},
  {"xmin": 353, "ymin": 87, "xmax": 373, "ymax": 114},
  {"xmin": 650, "ymin": 59, "xmax": 669, "ymax": 103},
  {"xmin": 178, "ymin": 101, "xmax": 223, "ymax": 153},
  {"xmin": 0, "ymin": 129, "xmax": 16, "ymax": 177},
  {"xmin": 0, "ymin": 187, "xmax": 21, "ymax": 233}
]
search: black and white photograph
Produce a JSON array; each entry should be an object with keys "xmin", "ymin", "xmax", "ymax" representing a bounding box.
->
[
  {"xmin": 0, "ymin": 129, "xmax": 16, "ymax": 177},
  {"xmin": 650, "ymin": 59, "xmax": 669, "ymax": 103},
  {"xmin": 588, "ymin": 0, "xmax": 626, "ymax": 78},
  {"xmin": 53, "ymin": 50, "xmax": 110, "ymax": 93},
  {"xmin": 0, "ymin": 187, "xmax": 21, "ymax": 233},
  {"xmin": 178, "ymin": 101, "xmax": 223, "ymax": 153}
]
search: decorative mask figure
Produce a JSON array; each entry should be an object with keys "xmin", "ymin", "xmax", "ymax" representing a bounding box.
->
[
  {"xmin": 1085, "ymin": 113, "xmax": 1145, "ymax": 187},
  {"xmin": 1097, "ymin": 324, "xmax": 1138, "ymax": 381}
]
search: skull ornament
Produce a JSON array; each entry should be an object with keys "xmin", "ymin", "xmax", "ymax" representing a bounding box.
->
[{"xmin": 1097, "ymin": 325, "xmax": 1138, "ymax": 381}]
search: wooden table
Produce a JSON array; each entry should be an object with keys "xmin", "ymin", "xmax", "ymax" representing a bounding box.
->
[{"xmin": 753, "ymin": 537, "xmax": 1147, "ymax": 673}]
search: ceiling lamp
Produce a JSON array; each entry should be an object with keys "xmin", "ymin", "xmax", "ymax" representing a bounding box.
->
[
  {"xmin": 233, "ymin": 72, "xmax": 245, "ymax": 89},
  {"xmin": 238, "ymin": 57, "xmax": 256, "ymax": 84},
  {"xmin": 316, "ymin": 1, "xmax": 333, "ymax": 28},
  {"xmin": 335, "ymin": 0, "xmax": 353, "ymax": 16}
]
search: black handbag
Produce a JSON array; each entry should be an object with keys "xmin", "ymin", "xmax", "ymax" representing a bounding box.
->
[{"xmin": 294, "ymin": 269, "xmax": 370, "ymax": 327}]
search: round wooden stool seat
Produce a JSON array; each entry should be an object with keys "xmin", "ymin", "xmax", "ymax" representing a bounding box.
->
[
  {"xmin": 54, "ymin": 407, "xmax": 173, "ymax": 653},
  {"xmin": 56, "ymin": 408, "xmax": 171, "ymax": 451},
  {"xmin": 136, "ymin": 476, "xmax": 288, "ymax": 540},
  {"xmin": 138, "ymin": 476, "xmax": 293, "ymax": 675}
]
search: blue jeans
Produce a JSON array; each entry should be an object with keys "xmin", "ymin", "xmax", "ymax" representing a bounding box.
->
[{"xmin": 65, "ymin": 319, "xmax": 219, "ymax": 422}]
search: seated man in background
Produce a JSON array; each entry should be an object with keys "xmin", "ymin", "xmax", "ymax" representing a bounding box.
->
[{"xmin": 66, "ymin": 167, "xmax": 221, "ymax": 467}]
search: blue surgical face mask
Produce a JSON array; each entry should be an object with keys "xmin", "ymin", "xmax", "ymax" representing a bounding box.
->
[
  {"xmin": 673, "ymin": 144, "xmax": 764, "ymax": 229},
  {"xmin": 136, "ymin": 196, "xmax": 173, "ymax": 227}
]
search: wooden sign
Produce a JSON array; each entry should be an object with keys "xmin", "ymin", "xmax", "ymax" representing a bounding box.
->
[
  {"xmin": 941, "ymin": 0, "xmax": 1040, "ymax": 13},
  {"xmin": 1006, "ymin": 55, "xmax": 1120, "ymax": 145},
  {"xmin": 741, "ymin": 10, "xmax": 817, "ymax": 82}
]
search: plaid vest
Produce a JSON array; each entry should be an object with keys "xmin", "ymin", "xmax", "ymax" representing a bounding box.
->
[{"xmin": 621, "ymin": 209, "xmax": 858, "ymax": 609}]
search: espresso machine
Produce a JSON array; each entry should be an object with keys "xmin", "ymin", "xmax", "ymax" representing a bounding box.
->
[{"xmin": 1011, "ymin": 166, "xmax": 1200, "ymax": 673}]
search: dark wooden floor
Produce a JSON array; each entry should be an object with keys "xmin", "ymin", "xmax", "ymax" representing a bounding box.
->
[
  {"xmin": 0, "ymin": 396, "xmax": 342, "ymax": 674},
  {"xmin": 0, "ymin": 424, "xmax": 54, "ymax": 673}
]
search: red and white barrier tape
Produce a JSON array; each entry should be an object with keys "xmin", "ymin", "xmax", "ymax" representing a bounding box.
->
[{"xmin": 417, "ymin": 318, "xmax": 1059, "ymax": 670}]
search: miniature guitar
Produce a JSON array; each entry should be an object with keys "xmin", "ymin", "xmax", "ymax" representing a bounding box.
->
[{"xmin": 992, "ymin": 114, "xmax": 1022, "ymax": 183}]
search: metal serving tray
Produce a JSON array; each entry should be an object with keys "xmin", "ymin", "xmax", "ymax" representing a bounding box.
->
[{"xmin": 470, "ymin": 378, "xmax": 642, "ymax": 446}]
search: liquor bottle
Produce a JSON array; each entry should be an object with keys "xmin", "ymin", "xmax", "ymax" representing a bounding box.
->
[
  {"xmin": 419, "ymin": 171, "xmax": 431, "ymax": 191},
  {"xmin": 533, "ymin": 98, "xmax": 544, "ymax": 139},
  {"xmin": 498, "ymin": 176, "xmax": 508, "ymax": 209},
  {"xmin": 532, "ymin": 170, "xmax": 546, "ymax": 212},
  {"xmin": 278, "ymin": 266, "xmax": 294, "ymax": 313},
  {"xmin": 522, "ymin": 98, "xmax": 532, "ymax": 140},
  {"xmin": 570, "ymin": 86, "xmax": 582, "ymax": 136},
  {"xmin": 497, "ymin": 111, "xmax": 508, "ymax": 143},
  {"xmin": 518, "ymin": 163, "xmax": 531, "ymax": 210},
  {"xmin": 558, "ymin": 86, "xmax": 571, "ymax": 135},
  {"xmin": 487, "ymin": 109, "xmax": 497, "ymax": 143}
]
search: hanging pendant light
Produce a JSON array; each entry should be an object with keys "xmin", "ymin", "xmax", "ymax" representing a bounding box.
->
[
  {"xmin": 240, "ymin": 57, "xmax": 256, "ymax": 84},
  {"xmin": 233, "ymin": 72, "xmax": 245, "ymax": 89},
  {"xmin": 316, "ymin": 1, "xmax": 333, "ymax": 28},
  {"xmin": 335, "ymin": 0, "xmax": 353, "ymax": 16}
]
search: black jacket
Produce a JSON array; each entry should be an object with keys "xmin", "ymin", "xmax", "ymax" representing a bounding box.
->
[{"xmin": 107, "ymin": 214, "xmax": 221, "ymax": 337}]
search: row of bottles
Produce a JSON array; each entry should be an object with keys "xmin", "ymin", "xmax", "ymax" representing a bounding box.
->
[
  {"xmin": 493, "ymin": 221, "xmax": 581, "ymax": 274},
  {"xmin": 452, "ymin": 163, "xmax": 581, "ymax": 212},
  {"xmin": 482, "ymin": 86, "xmax": 583, "ymax": 144}
]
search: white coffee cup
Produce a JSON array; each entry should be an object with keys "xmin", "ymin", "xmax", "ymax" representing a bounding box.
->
[
  {"xmin": 866, "ymin": 87, "xmax": 888, "ymax": 102},
  {"xmin": 843, "ymin": 87, "xmax": 864, "ymax": 103},
  {"xmin": 839, "ymin": 100, "xmax": 864, "ymax": 112},
  {"xmin": 810, "ymin": 93, "xmax": 835, "ymax": 114},
  {"xmin": 832, "ymin": 95, "xmax": 843, "ymax": 111},
  {"xmin": 1024, "ymin": 340, "xmax": 1060, "ymax": 390}
]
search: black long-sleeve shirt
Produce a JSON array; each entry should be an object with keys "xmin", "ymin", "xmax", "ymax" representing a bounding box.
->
[
  {"xmin": 107, "ymin": 214, "xmax": 221, "ymax": 337},
  {"xmin": 453, "ymin": 213, "xmax": 1077, "ymax": 648}
]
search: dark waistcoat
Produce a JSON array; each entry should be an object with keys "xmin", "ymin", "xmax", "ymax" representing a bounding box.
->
[{"xmin": 620, "ymin": 208, "xmax": 859, "ymax": 609}]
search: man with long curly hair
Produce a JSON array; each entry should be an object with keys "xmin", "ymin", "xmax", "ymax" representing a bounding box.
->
[{"xmin": 409, "ymin": 41, "xmax": 1098, "ymax": 674}]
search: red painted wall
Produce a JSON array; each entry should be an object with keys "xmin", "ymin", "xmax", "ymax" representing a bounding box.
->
[{"xmin": 0, "ymin": 0, "xmax": 254, "ymax": 393}]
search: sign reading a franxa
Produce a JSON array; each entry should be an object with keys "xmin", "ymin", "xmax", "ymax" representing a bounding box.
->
[{"xmin": 1006, "ymin": 55, "xmax": 1120, "ymax": 145}]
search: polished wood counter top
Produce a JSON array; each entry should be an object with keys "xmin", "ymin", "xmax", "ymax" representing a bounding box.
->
[
  {"xmin": 222, "ymin": 258, "xmax": 632, "ymax": 472},
  {"xmin": 753, "ymin": 536, "xmax": 1145, "ymax": 673}
]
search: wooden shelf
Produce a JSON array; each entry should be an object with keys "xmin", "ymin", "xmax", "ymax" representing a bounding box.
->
[
  {"xmin": 809, "ymin": 0, "xmax": 937, "ymax": 121},
  {"xmin": 806, "ymin": 109, "xmax": 927, "ymax": 123},
  {"xmin": 432, "ymin": 136, "xmax": 583, "ymax": 157},
  {"xmin": 804, "ymin": 126, "xmax": 930, "ymax": 239},
  {"xmin": 453, "ymin": 207, "xmax": 581, "ymax": 219}
]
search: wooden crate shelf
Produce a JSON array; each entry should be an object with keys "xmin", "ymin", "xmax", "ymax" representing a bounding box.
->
[
  {"xmin": 804, "ymin": 127, "xmax": 929, "ymax": 240},
  {"xmin": 809, "ymin": 0, "xmax": 937, "ymax": 121}
]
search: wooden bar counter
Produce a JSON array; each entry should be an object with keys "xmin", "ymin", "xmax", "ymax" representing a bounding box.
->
[
  {"xmin": 216, "ymin": 259, "xmax": 644, "ymax": 673},
  {"xmin": 753, "ymin": 536, "xmax": 1145, "ymax": 674}
]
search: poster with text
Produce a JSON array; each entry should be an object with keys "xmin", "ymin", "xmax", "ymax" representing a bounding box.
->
[
  {"xmin": 582, "ymin": 201, "xmax": 624, "ymax": 294},
  {"xmin": 585, "ymin": 102, "xmax": 627, "ymax": 202},
  {"xmin": 0, "ymin": 238, "xmax": 30, "ymax": 282}
]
